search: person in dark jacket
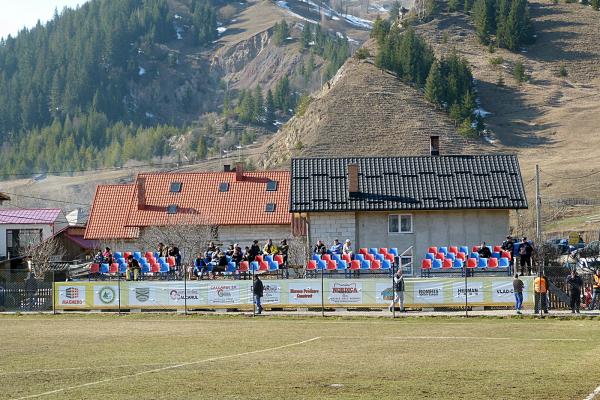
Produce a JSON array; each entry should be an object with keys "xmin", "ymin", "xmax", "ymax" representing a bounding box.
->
[
  {"xmin": 389, "ymin": 270, "xmax": 405, "ymax": 312},
  {"xmin": 519, "ymin": 237, "xmax": 534, "ymax": 275},
  {"xmin": 313, "ymin": 240, "xmax": 327, "ymax": 255},
  {"xmin": 513, "ymin": 274, "xmax": 524, "ymax": 314},
  {"xmin": 253, "ymin": 275, "xmax": 264, "ymax": 314},
  {"xmin": 501, "ymin": 236, "xmax": 515, "ymax": 253},
  {"xmin": 248, "ymin": 240, "xmax": 261, "ymax": 262},
  {"xmin": 478, "ymin": 242, "xmax": 491, "ymax": 259},
  {"xmin": 566, "ymin": 270, "xmax": 583, "ymax": 314},
  {"xmin": 279, "ymin": 239, "xmax": 289, "ymax": 279}
]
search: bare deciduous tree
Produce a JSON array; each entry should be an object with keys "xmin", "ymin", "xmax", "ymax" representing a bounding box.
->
[
  {"xmin": 287, "ymin": 236, "xmax": 310, "ymax": 277},
  {"xmin": 22, "ymin": 236, "xmax": 66, "ymax": 279}
]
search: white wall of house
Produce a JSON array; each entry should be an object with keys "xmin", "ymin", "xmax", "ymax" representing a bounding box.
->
[
  {"xmin": 0, "ymin": 224, "xmax": 56, "ymax": 259},
  {"xmin": 308, "ymin": 209, "xmax": 510, "ymax": 274}
]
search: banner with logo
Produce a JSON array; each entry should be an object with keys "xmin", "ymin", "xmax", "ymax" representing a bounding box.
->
[{"xmin": 54, "ymin": 277, "xmax": 534, "ymax": 309}]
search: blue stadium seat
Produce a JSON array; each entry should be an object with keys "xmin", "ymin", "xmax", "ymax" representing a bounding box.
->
[
  {"xmin": 469, "ymin": 252, "xmax": 480, "ymax": 260},
  {"xmin": 250, "ymin": 261, "xmax": 260, "ymax": 271},
  {"xmin": 459, "ymin": 246, "xmax": 469, "ymax": 255},
  {"xmin": 133, "ymin": 251, "xmax": 142, "ymax": 259},
  {"xmin": 432, "ymin": 259, "xmax": 443, "ymax": 269},
  {"xmin": 100, "ymin": 263, "xmax": 110, "ymax": 274},
  {"xmin": 114, "ymin": 252, "xmax": 122, "ymax": 258},
  {"xmin": 355, "ymin": 254, "xmax": 365, "ymax": 262},
  {"xmin": 446, "ymin": 253, "xmax": 456, "ymax": 261},
  {"xmin": 268, "ymin": 262, "xmax": 279, "ymax": 271},
  {"xmin": 438, "ymin": 247, "xmax": 448, "ymax": 255},
  {"xmin": 453, "ymin": 259, "xmax": 464, "ymax": 269},
  {"xmin": 425, "ymin": 252, "xmax": 435, "ymax": 261},
  {"xmin": 159, "ymin": 264, "xmax": 169, "ymax": 274},
  {"xmin": 492, "ymin": 252, "xmax": 501, "ymax": 259},
  {"xmin": 388, "ymin": 248, "xmax": 399, "ymax": 256},
  {"xmin": 360, "ymin": 260, "xmax": 371, "ymax": 270},
  {"xmin": 141, "ymin": 265, "xmax": 150, "ymax": 274},
  {"xmin": 331, "ymin": 254, "xmax": 342, "ymax": 262},
  {"xmin": 264, "ymin": 255, "xmax": 274, "ymax": 263},
  {"xmin": 337, "ymin": 260, "xmax": 348, "ymax": 270},
  {"xmin": 478, "ymin": 258, "xmax": 488, "ymax": 268},
  {"xmin": 317, "ymin": 260, "xmax": 327, "ymax": 270},
  {"xmin": 226, "ymin": 262, "xmax": 237, "ymax": 273},
  {"xmin": 119, "ymin": 264, "xmax": 127, "ymax": 274},
  {"xmin": 381, "ymin": 260, "xmax": 392, "ymax": 270},
  {"xmin": 499, "ymin": 257, "xmax": 510, "ymax": 268},
  {"xmin": 369, "ymin": 248, "xmax": 379, "ymax": 255},
  {"xmin": 374, "ymin": 253, "xmax": 385, "ymax": 262},
  {"xmin": 312, "ymin": 254, "xmax": 321, "ymax": 262}
]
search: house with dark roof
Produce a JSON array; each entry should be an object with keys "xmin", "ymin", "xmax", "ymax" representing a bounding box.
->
[
  {"xmin": 0, "ymin": 209, "xmax": 68, "ymax": 261},
  {"xmin": 85, "ymin": 164, "xmax": 292, "ymax": 246},
  {"xmin": 290, "ymin": 142, "xmax": 528, "ymax": 275}
]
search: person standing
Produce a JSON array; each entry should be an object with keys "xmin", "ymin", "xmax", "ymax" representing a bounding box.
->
[
  {"xmin": 263, "ymin": 239, "xmax": 278, "ymax": 255},
  {"xmin": 513, "ymin": 274, "xmax": 524, "ymax": 315},
  {"xmin": 534, "ymin": 274, "xmax": 548, "ymax": 314},
  {"xmin": 591, "ymin": 269, "xmax": 600, "ymax": 311},
  {"xmin": 566, "ymin": 270, "xmax": 583, "ymax": 314},
  {"xmin": 389, "ymin": 270, "xmax": 405, "ymax": 312},
  {"xmin": 248, "ymin": 240, "xmax": 261, "ymax": 262},
  {"xmin": 279, "ymin": 239, "xmax": 289, "ymax": 279},
  {"xmin": 253, "ymin": 275, "xmax": 264, "ymax": 315},
  {"xmin": 519, "ymin": 237, "xmax": 533, "ymax": 276},
  {"xmin": 342, "ymin": 239, "xmax": 353, "ymax": 257}
]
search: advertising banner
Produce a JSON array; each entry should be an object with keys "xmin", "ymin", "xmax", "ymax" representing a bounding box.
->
[
  {"xmin": 413, "ymin": 280, "xmax": 446, "ymax": 305},
  {"xmin": 451, "ymin": 281, "xmax": 484, "ymax": 304},
  {"xmin": 57, "ymin": 285, "xmax": 87, "ymax": 307},
  {"xmin": 94, "ymin": 285, "xmax": 119, "ymax": 307},
  {"xmin": 207, "ymin": 283, "xmax": 242, "ymax": 306},
  {"xmin": 328, "ymin": 281, "xmax": 362, "ymax": 304},
  {"xmin": 288, "ymin": 281, "xmax": 321, "ymax": 305},
  {"xmin": 262, "ymin": 282, "xmax": 282, "ymax": 305},
  {"xmin": 491, "ymin": 280, "xmax": 530, "ymax": 303}
]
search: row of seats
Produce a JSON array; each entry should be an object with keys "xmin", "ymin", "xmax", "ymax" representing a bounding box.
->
[
  {"xmin": 422, "ymin": 257, "xmax": 511, "ymax": 270},
  {"xmin": 307, "ymin": 258, "xmax": 393, "ymax": 271}
]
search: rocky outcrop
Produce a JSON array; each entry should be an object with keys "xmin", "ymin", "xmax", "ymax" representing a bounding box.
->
[{"xmin": 211, "ymin": 28, "xmax": 272, "ymax": 75}]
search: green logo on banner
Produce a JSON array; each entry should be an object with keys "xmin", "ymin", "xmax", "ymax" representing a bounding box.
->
[{"xmin": 99, "ymin": 287, "xmax": 116, "ymax": 304}]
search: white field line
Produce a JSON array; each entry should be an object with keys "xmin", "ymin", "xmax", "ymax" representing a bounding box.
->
[
  {"xmin": 0, "ymin": 362, "xmax": 181, "ymax": 376},
  {"xmin": 11, "ymin": 336, "xmax": 321, "ymax": 400},
  {"xmin": 584, "ymin": 385, "xmax": 600, "ymax": 400},
  {"xmin": 327, "ymin": 336, "xmax": 585, "ymax": 342}
]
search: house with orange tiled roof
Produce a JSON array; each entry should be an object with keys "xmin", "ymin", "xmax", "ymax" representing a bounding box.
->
[{"xmin": 84, "ymin": 164, "xmax": 292, "ymax": 246}]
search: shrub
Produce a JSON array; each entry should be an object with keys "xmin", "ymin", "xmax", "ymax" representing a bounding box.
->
[
  {"xmin": 513, "ymin": 60, "xmax": 526, "ymax": 84},
  {"xmin": 489, "ymin": 56, "xmax": 504, "ymax": 66},
  {"xmin": 354, "ymin": 48, "xmax": 371, "ymax": 60},
  {"xmin": 558, "ymin": 64, "xmax": 568, "ymax": 77}
]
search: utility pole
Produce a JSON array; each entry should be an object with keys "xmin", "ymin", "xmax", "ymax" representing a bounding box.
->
[{"xmin": 535, "ymin": 164, "xmax": 542, "ymax": 244}]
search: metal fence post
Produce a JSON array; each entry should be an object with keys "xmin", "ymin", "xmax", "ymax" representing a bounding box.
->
[
  {"xmin": 184, "ymin": 265, "xmax": 188, "ymax": 315},
  {"xmin": 464, "ymin": 268, "xmax": 468, "ymax": 318},
  {"xmin": 252, "ymin": 266, "xmax": 256, "ymax": 317},
  {"xmin": 321, "ymin": 263, "xmax": 325, "ymax": 317},
  {"xmin": 392, "ymin": 264, "xmax": 396, "ymax": 319},
  {"xmin": 52, "ymin": 271, "xmax": 56, "ymax": 315},
  {"xmin": 118, "ymin": 268, "xmax": 122, "ymax": 315}
]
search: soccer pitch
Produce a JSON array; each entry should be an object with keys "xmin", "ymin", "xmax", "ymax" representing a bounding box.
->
[{"xmin": 2, "ymin": 314, "xmax": 600, "ymax": 400}]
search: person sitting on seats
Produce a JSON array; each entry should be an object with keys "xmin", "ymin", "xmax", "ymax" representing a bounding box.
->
[
  {"xmin": 343, "ymin": 239, "xmax": 353, "ymax": 257},
  {"xmin": 478, "ymin": 242, "xmax": 491, "ymax": 258},
  {"xmin": 313, "ymin": 240, "xmax": 326, "ymax": 255},
  {"xmin": 330, "ymin": 239, "xmax": 343, "ymax": 255},
  {"xmin": 126, "ymin": 255, "xmax": 141, "ymax": 281},
  {"xmin": 263, "ymin": 239, "xmax": 279, "ymax": 255}
]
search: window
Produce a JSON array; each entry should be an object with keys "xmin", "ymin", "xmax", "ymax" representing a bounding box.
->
[
  {"xmin": 219, "ymin": 182, "xmax": 229, "ymax": 192},
  {"xmin": 170, "ymin": 182, "xmax": 182, "ymax": 193},
  {"xmin": 265, "ymin": 203, "xmax": 276, "ymax": 213},
  {"xmin": 388, "ymin": 214, "xmax": 412, "ymax": 233},
  {"xmin": 266, "ymin": 181, "xmax": 278, "ymax": 191},
  {"xmin": 6, "ymin": 229, "xmax": 43, "ymax": 258},
  {"xmin": 399, "ymin": 256, "xmax": 413, "ymax": 276},
  {"xmin": 166, "ymin": 204, "xmax": 178, "ymax": 214}
]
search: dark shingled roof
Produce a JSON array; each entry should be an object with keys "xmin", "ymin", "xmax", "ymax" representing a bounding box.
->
[{"xmin": 290, "ymin": 155, "xmax": 528, "ymax": 212}]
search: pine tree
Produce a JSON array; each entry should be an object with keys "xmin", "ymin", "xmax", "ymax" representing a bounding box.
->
[
  {"xmin": 425, "ymin": 61, "xmax": 445, "ymax": 106},
  {"xmin": 265, "ymin": 89, "xmax": 275, "ymax": 124},
  {"xmin": 253, "ymin": 86, "xmax": 264, "ymax": 123},
  {"xmin": 472, "ymin": 0, "xmax": 490, "ymax": 44},
  {"xmin": 593, "ymin": 0, "xmax": 599, "ymax": 11},
  {"xmin": 301, "ymin": 23, "xmax": 312, "ymax": 49},
  {"xmin": 513, "ymin": 60, "xmax": 526, "ymax": 84},
  {"xmin": 448, "ymin": 0, "xmax": 461, "ymax": 12},
  {"xmin": 460, "ymin": 90, "xmax": 476, "ymax": 120}
]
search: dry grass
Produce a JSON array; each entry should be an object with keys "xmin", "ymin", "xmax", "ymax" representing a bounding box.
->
[{"xmin": 2, "ymin": 314, "xmax": 600, "ymax": 399}]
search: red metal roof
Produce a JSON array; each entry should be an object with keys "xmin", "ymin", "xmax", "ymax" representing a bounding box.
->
[
  {"xmin": 0, "ymin": 209, "xmax": 61, "ymax": 224},
  {"xmin": 84, "ymin": 170, "xmax": 291, "ymax": 240},
  {"xmin": 84, "ymin": 185, "xmax": 140, "ymax": 240}
]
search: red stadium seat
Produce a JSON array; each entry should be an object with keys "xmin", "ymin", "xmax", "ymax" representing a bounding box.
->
[
  {"xmin": 488, "ymin": 258, "xmax": 499, "ymax": 268},
  {"xmin": 306, "ymin": 260, "xmax": 317, "ymax": 270},
  {"xmin": 239, "ymin": 261, "xmax": 249, "ymax": 272},
  {"xmin": 472, "ymin": 246, "xmax": 479, "ymax": 252},
  {"xmin": 350, "ymin": 260, "xmax": 361, "ymax": 270},
  {"xmin": 151, "ymin": 263, "xmax": 160, "ymax": 274},
  {"xmin": 456, "ymin": 252, "xmax": 466, "ymax": 261},
  {"xmin": 342, "ymin": 254, "xmax": 352, "ymax": 263},
  {"xmin": 493, "ymin": 246, "xmax": 502, "ymax": 253},
  {"xmin": 421, "ymin": 259, "xmax": 432, "ymax": 270},
  {"xmin": 167, "ymin": 256, "xmax": 175, "ymax": 267},
  {"xmin": 259, "ymin": 261, "xmax": 269, "ymax": 271},
  {"xmin": 379, "ymin": 248, "xmax": 389, "ymax": 255},
  {"xmin": 467, "ymin": 258, "xmax": 477, "ymax": 268},
  {"xmin": 322, "ymin": 254, "xmax": 332, "ymax": 261},
  {"xmin": 255, "ymin": 255, "xmax": 263, "ymax": 263},
  {"xmin": 501, "ymin": 250, "xmax": 511, "ymax": 260},
  {"xmin": 274, "ymin": 255, "xmax": 284, "ymax": 265},
  {"xmin": 145, "ymin": 251, "xmax": 153, "ymax": 259},
  {"xmin": 109, "ymin": 263, "xmax": 118, "ymax": 274},
  {"xmin": 359, "ymin": 248, "xmax": 369, "ymax": 256},
  {"xmin": 435, "ymin": 253, "xmax": 445, "ymax": 261},
  {"xmin": 90, "ymin": 263, "xmax": 100, "ymax": 274},
  {"xmin": 364, "ymin": 254, "xmax": 375, "ymax": 262},
  {"xmin": 428, "ymin": 246, "xmax": 438, "ymax": 255},
  {"xmin": 327, "ymin": 260, "xmax": 337, "ymax": 270},
  {"xmin": 370, "ymin": 260, "xmax": 381, "ymax": 269},
  {"xmin": 384, "ymin": 253, "xmax": 395, "ymax": 262},
  {"xmin": 442, "ymin": 259, "xmax": 453, "ymax": 269},
  {"xmin": 449, "ymin": 246, "xmax": 458, "ymax": 254}
]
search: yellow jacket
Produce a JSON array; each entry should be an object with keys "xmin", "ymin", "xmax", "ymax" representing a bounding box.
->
[
  {"xmin": 534, "ymin": 277, "xmax": 547, "ymax": 293},
  {"xmin": 594, "ymin": 274, "xmax": 600, "ymax": 290}
]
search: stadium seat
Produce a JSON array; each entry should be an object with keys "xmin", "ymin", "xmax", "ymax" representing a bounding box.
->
[
  {"xmin": 425, "ymin": 252, "xmax": 435, "ymax": 261},
  {"xmin": 250, "ymin": 261, "xmax": 260, "ymax": 271},
  {"xmin": 381, "ymin": 260, "xmax": 392, "ymax": 270},
  {"xmin": 312, "ymin": 254, "xmax": 321, "ymax": 262},
  {"xmin": 100, "ymin": 263, "xmax": 110, "ymax": 274},
  {"xmin": 446, "ymin": 253, "xmax": 456, "ymax": 261},
  {"xmin": 427, "ymin": 246, "xmax": 438, "ymax": 255},
  {"xmin": 317, "ymin": 260, "xmax": 327, "ymax": 270},
  {"xmin": 350, "ymin": 260, "xmax": 361, "ymax": 270},
  {"xmin": 145, "ymin": 251, "xmax": 153, "ymax": 259},
  {"xmin": 322, "ymin": 254, "xmax": 332, "ymax": 262},
  {"xmin": 134, "ymin": 251, "xmax": 142, "ymax": 259},
  {"xmin": 141, "ymin": 264, "xmax": 151, "ymax": 275},
  {"xmin": 239, "ymin": 261, "xmax": 250, "ymax": 272},
  {"xmin": 364, "ymin": 253, "xmax": 375, "ymax": 262},
  {"xmin": 491, "ymin": 252, "xmax": 501, "ymax": 259},
  {"xmin": 359, "ymin": 248, "xmax": 369, "ymax": 255},
  {"xmin": 327, "ymin": 260, "xmax": 337, "ymax": 270},
  {"xmin": 467, "ymin": 258, "xmax": 477, "ymax": 268},
  {"xmin": 488, "ymin": 258, "xmax": 499, "ymax": 268},
  {"xmin": 151, "ymin": 264, "xmax": 159, "ymax": 274},
  {"xmin": 355, "ymin": 254, "xmax": 365, "ymax": 262},
  {"xmin": 478, "ymin": 258, "xmax": 488, "ymax": 268},
  {"xmin": 435, "ymin": 253, "xmax": 445, "ymax": 261},
  {"xmin": 370, "ymin": 260, "xmax": 381, "ymax": 270},
  {"xmin": 268, "ymin": 262, "xmax": 279, "ymax": 272},
  {"xmin": 388, "ymin": 248, "xmax": 399, "ymax": 256},
  {"xmin": 453, "ymin": 259, "xmax": 464, "ymax": 269},
  {"xmin": 114, "ymin": 252, "xmax": 122, "ymax": 258},
  {"xmin": 374, "ymin": 253, "xmax": 385, "ymax": 262},
  {"xmin": 259, "ymin": 261, "xmax": 269, "ymax": 271},
  {"xmin": 439, "ymin": 247, "xmax": 448, "ymax": 255},
  {"xmin": 379, "ymin": 248, "xmax": 389, "ymax": 255},
  {"xmin": 384, "ymin": 253, "xmax": 395, "ymax": 263},
  {"xmin": 337, "ymin": 260, "xmax": 348, "ymax": 270},
  {"xmin": 499, "ymin": 257, "xmax": 510, "ymax": 268},
  {"xmin": 469, "ymin": 252, "xmax": 479, "ymax": 260},
  {"xmin": 360, "ymin": 260, "xmax": 371, "ymax": 270},
  {"xmin": 274, "ymin": 255, "xmax": 284, "ymax": 265},
  {"xmin": 159, "ymin": 264, "xmax": 169, "ymax": 275},
  {"xmin": 442, "ymin": 259, "xmax": 453, "ymax": 269},
  {"xmin": 449, "ymin": 246, "xmax": 459, "ymax": 255},
  {"xmin": 501, "ymin": 250, "xmax": 511, "ymax": 260},
  {"xmin": 456, "ymin": 252, "xmax": 466, "ymax": 261},
  {"xmin": 342, "ymin": 254, "xmax": 352, "ymax": 263},
  {"xmin": 459, "ymin": 246, "xmax": 469, "ymax": 255},
  {"xmin": 255, "ymin": 255, "xmax": 264, "ymax": 263},
  {"xmin": 119, "ymin": 264, "xmax": 127, "ymax": 274},
  {"xmin": 306, "ymin": 260, "xmax": 317, "ymax": 270},
  {"xmin": 331, "ymin": 254, "xmax": 342, "ymax": 262},
  {"xmin": 123, "ymin": 252, "xmax": 132, "ymax": 259},
  {"xmin": 167, "ymin": 257, "xmax": 175, "ymax": 267},
  {"xmin": 421, "ymin": 259, "xmax": 432, "ymax": 270},
  {"xmin": 227, "ymin": 262, "xmax": 238, "ymax": 273},
  {"xmin": 493, "ymin": 245, "xmax": 502, "ymax": 253},
  {"xmin": 472, "ymin": 246, "xmax": 479, "ymax": 252},
  {"xmin": 89, "ymin": 263, "xmax": 99, "ymax": 276},
  {"xmin": 432, "ymin": 259, "xmax": 443, "ymax": 269},
  {"xmin": 369, "ymin": 248, "xmax": 379, "ymax": 255},
  {"xmin": 109, "ymin": 263, "xmax": 118, "ymax": 274}
]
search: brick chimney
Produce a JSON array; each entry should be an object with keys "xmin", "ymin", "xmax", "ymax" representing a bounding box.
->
[
  {"xmin": 430, "ymin": 135, "xmax": 440, "ymax": 156},
  {"xmin": 235, "ymin": 162, "xmax": 244, "ymax": 182},
  {"xmin": 348, "ymin": 163, "xmax": 359, "ymax": 196},
  {"xmin": 137, "ymin": 177, "xmax": 146, "ymax": 210}
]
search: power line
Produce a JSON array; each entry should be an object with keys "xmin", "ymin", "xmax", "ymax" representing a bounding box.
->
[{"xmin": 3, "ymin": 192, "xmax": 91, "ymax": 207}]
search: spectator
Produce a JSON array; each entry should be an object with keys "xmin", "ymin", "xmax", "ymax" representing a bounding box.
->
[
  {"xmin": 93, "ymin": 250, "xmax": 104, "ymax": 263},
  {"xmin": 342, "ymin": 239, "xmax": 353, "ymax": 257},
  {"xmin": 231, "ymin": 245, "xmax": 243, "ymax": 264},
  {"xmin": 534, "ymin": 274, "xmax": 548, "ymax": 314},
  {"xmin": 248, "ymin": 240, "xmax": 261, "ymax": 262},
  {"xmin": 169, "ymin": 245, "xmax": 181, "ymax": 267},
  {"xmin": 225, "ymin": 244, "xmax": 235, "ymax": 257},
  {"xmin": 205, "ymin": 242, "xmax": 217, "ymax": 259},
  {"xmin": 313, "ymin": 240, "xmax": 326, "ymax": 255},
  {"xmin": 566, "ymin": 270, "xmax": 583, "ymax": 314},
  {"xmin": 513, "ymin": 274, "xmax": 524, "ymax": 315},
  {"xmin": 126, "ymin": 255, "xmax": 141, "ymax": 281},
  {"xmin": 263, "ymin": 239, "xmax": 279, "ymax": 255},
  {"xmin": 519, "ymin": 237, "xmax": 533, "ymax": 276},
  {"xmin": 253, "ymin": 275, "xmax": 264, "ymax": 314},
  {"xmin": 591, "ymin": 269, "xmax": 600, "ymax": 310},
  {"xmin": 157, "ymin": 242, "xmax": 166, "ymax": 257},
  {"xmin": 102, "ymin": 247, "xmax": 113, "ymax": 266},
  {"xmin": 478, "ymin": 242, "xmax": 491, "ymax": 259},
  {"xmin": 501, "ymin": 236, "xmax": 514, "ymax": 253},
  {"xmin": 211, "ymin": 251, "xmax": 228, "ymax": 278},
  {"xmin": 389, "ymin": 269, "xmax": 405, "ymax": 312},
  {"xmin": 279, "ymin": 239, "xmax": 289, "ymax": 279},
  {"xmin": 194, "ymin": 255, "xmax": 209, "ymax": 280},
  {"xmin": 242, "ymin": 246, "xmax": 252, "ymax": 262},
  {"xmin": 330, "ymin": 239, "xmax": 343, "ymax": 255}
]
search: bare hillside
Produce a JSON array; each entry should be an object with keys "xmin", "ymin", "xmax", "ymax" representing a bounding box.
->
[{"xmin": 259, "ymin": 42, "xmax": 482, "ymax": 168}]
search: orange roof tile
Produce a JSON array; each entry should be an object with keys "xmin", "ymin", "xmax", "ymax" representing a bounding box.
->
[
  {"xmin": 126, "ymin": 171, "xmax": 291, "ymax": 227},
  {"xmin": 84, "ymin": 185, "xmax": 140, "ymax": 240}
]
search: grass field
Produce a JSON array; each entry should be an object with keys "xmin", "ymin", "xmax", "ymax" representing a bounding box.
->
[{"xmin": 1, "ymin": 314, "xmax": 600, "ymax": 400}]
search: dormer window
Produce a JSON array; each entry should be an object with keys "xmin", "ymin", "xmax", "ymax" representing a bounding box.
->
[
  {"xmin": 219, "ymin": 182, "xmax": 229, "ymax": 192},
  {"xmin": 266, "ymin": 181, "xmax": 278, "ymax": 191},
  {"xmin": 265, "ymin": 203, "xmax": 276, "ymax": 212},
  {"xmin": 166, "ymin": 204, "xmax": 178, "ymax": 214}
]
